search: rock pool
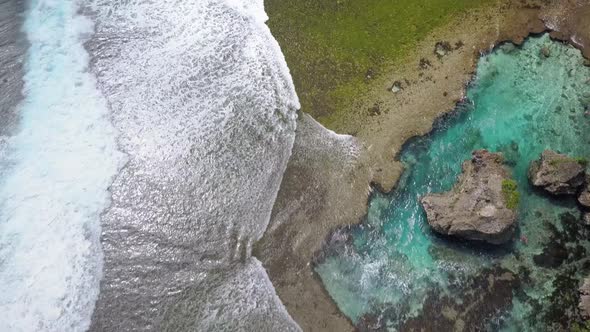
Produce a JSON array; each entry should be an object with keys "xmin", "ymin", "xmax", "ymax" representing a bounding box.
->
[{"xmin": 316, "ymin": 34, "xmax": 590, "ymax": 331}]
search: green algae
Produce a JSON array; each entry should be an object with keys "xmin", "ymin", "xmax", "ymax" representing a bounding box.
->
[
  {"xmin": 265, "ymin": 0, "xmax": 497, "ymax": 128},
  {"xmin": 315, "ymin": 34, "xmax": 590, "ymax": 330},
  {"xmin": 502, "ymin": 179, "xmax": 520, "ymax": 210}
]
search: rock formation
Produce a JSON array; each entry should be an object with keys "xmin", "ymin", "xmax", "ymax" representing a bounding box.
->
[
  {"xmin": 420, "ymin": 150, "xmax": 518, "ymax": 244},
  {"xmin": 528, "ymin": 150, "xmax": 585, "ymax": 195}
]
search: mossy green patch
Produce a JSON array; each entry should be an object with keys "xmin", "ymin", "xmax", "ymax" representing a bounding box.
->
[
  {"xmin": 265, "ymin": 0, "xmax": 497, "ymax": 129},
  {"xmin": 548, "ymin": 157, "xmax": 587, "ymax": 167},
  {"xmin": 572, "ymin": 322, "xmax": 590, "ymax": 332},
  {"xmin": 502, "ymin": 178, "xmax": 519, "ymax": 210}
]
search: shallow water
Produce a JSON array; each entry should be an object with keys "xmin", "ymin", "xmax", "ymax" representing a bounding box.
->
[{"xmin": 317, "ymin": 34, "xmax": 590, "ymax": 330}]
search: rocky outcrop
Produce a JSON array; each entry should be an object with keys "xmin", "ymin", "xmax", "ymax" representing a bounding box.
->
[
  {"xmin": 580, "ymin": 278, "xmax": 590, "ymax": 320},
  {"xmin": 528, "ymin": 150, "xmax": 585, "ymax": 195},
  {"xmin": 420, "ymin": 150, "xmax": 518, "ymax": 244}
]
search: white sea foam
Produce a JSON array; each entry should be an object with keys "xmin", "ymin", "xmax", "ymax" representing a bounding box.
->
[
  {"xmin": 83, "ymin": 0, "xmax": 301, "ymax": 330},
  {"xmin": 0, "ymin": 0, "xmax": 305, "ymax": 329},
  {"xmin": 0, "ymin": 0, "xmax": 124, "ymax": 331}
]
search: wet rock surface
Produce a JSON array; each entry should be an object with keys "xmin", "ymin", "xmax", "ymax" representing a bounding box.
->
[
  {"xmin": 580, "ymin": 278, "xmax": 590, "ymax": 320},
  {"xmin": 420, "ymin": 150, "xmax": 517, "ymax": 244},
  {"xmin": 579, "ymin": 181, "xmax": 590, "ymax": 208},
  {"xmin": 528, "ymin": 150, "xmax": 585, "ymax": 195}
]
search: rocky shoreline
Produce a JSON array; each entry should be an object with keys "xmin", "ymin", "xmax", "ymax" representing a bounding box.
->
[{"xmin": 255, "ymin": 1, "xmax": 590, "ymax": 330}]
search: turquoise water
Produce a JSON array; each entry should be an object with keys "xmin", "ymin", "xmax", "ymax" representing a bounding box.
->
[{"xmin": 316, "ymin": 34, "xmax": 590, "ymax": 330}]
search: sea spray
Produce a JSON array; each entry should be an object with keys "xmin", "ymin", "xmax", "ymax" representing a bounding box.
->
[{"xmin": 0, "ymin": 0, "xmax": 124, "ymax": 331}]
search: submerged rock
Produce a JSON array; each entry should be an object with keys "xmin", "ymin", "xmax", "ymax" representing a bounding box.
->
[
  {"xmin": 533, "ymin": 240, "xmax": 568, "ymax": 268},
  {"xmin": 528, "ymin": 150, "xmax": 585, "ymax": 195},
  {"xmin": 398, "ymin": 266, "xmax": 519, "ymax": 331},
  {"xmin": 541, "ymin": 45, "xmax": 551, "ymax": 58},
  {"xmin": 579, "ymin": 181, "xmax": 590, "ymax": 208},
  {"xmin": 581, "ymin": 278, "xmax": 590, "ymax": 319},
  {"xmin": 420, "ymin": 150, "xmax": 517, "ymax": 244}
]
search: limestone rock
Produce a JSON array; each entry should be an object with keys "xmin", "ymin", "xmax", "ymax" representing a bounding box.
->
[
  {"xmin": 420, "ymin": 150, "xmax": 517, "ymax": 244},
  {"xmin": 528, "ymin": 150, "xmax": 585, "ymax": 195},
  {"xmin": 434, "ymin": 41, "xmax": 452, "ymax": 57}
]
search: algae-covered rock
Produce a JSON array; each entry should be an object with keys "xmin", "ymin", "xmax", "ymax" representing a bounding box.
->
[
  {"xmin": 528, "ymin": 150, "xmax": 585, "ymax": 195},
  {"xmin": 420, "ymin": 150, "xmax": 517, "ymax": 244}
]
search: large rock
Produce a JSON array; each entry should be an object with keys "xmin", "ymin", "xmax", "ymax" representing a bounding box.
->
[
  {"xmin": 528, "ymin": 150, "xmax": 585, "ymax": 195},
  {"xmin": 420, "ymin": 150, "xmax": 518, "ymax": 244}
]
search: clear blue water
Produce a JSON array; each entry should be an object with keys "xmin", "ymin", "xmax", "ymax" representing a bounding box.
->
[{"xmin": 316, "ymin": 34, "xmax": 590, "ymax": 330}]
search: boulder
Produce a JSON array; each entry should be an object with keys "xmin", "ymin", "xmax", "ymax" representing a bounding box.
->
[
  {"xmin": 434, "ymin": 41, "xmax": 452, "ymax": 57},
  {"xmin": 528, "ymin": 150, "xmax": 585, "ymax": 195},
  {"xmin": 420, "ymin": 150, "xmax": 518, "ymax": 244}
]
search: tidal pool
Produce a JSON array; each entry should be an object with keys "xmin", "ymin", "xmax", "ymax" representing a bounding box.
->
[{"xmin": 316, "ymin": 34, "xmax": 590, "ymax": 331}]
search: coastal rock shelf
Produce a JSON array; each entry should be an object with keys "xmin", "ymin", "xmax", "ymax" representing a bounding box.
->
[{"xmin": 315, "ymin": 34, "xmax": 590, "ymax": 331}]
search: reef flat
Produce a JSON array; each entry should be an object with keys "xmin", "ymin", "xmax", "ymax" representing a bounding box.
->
[
  {"xmin": 264, "ymin": 0, "xmax": 495, "ymax": 128},
  {"xmin": 256, "ymin": 0, "xmax": 590, "ymax": 331}
]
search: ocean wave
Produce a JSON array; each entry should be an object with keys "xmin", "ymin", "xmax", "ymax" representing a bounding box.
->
[
  {"xmin": 84, "ymin": 0, "xmax": 300, "ymax": 330},
  {"xmin": 0, "ymin": 0, "xmax": 124, "ymax": 330}
]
